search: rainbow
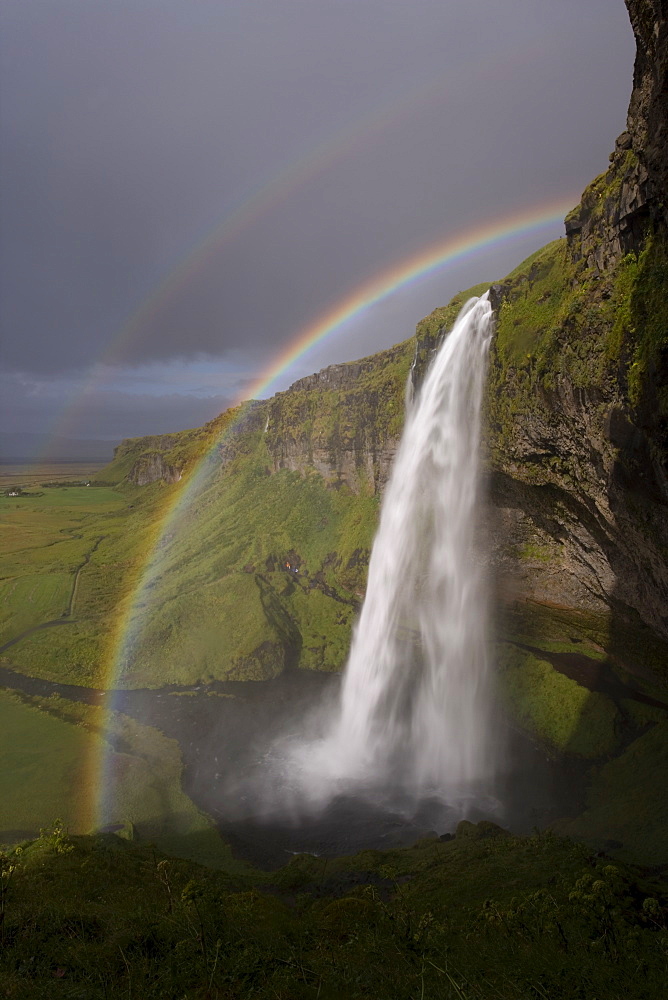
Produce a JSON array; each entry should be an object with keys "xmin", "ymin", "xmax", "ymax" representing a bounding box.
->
[{"xmin": 93, "ymin": 196, "xmax": 576, "ymax": 829}]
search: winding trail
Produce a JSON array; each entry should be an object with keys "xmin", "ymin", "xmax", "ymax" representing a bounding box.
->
[
  {"xmin": 67, "ymin": 534, "xmax": 105, "ymax": 616},
  {"xmin": 0, "ymin": 535, "xmax": 105, "ymax": 655}
]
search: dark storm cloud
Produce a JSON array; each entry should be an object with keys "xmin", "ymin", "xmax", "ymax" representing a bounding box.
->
[
  {"xmin": 1, "ymin": 1, "xmax": 634, "ymax": 420},
  {"xmin": 0, "ymin": 366, "xmax": 236, "ymax": 441}
]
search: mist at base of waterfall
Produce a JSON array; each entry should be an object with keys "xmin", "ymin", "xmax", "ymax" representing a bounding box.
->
[
  {"xmin": 220, "ymin": 294, "xmax": 505, "ymax": 834},
  {"xmin": 205, "ymin": 667, "xmax": 578, "ymax": 869}
]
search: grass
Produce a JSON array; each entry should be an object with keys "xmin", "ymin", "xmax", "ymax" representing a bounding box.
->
[
  {"xmin": 0, "ymin": 690, "xmax": 93, "ymax": 835},
  {"xmin": 1, "ymin": 486, "xmax": 124, "ymax": 509},
  {"xmin": 0, "ymin": 481, "xmax": 177, "ymax": 686},
  {"xmin": 0, "ymin": 825, "xmax": 666, "ymax": 998},
  {"xmin": 557, "ymin": 720, "xmax": 668, "ymax": 863},
  {"xmin": 0, "ymin": 573, "xmax": 73, "ymax": 642},
  {"xmin": 497, "ymin": 643, "xmax": 620, "ymax": 758},
  {"xmin": 117, "ymin": 435, "xmax": 380, "ymax": 686},
  {"xmin": 493, "ymin": 240, "xmax": 574, "ymax": 366}
]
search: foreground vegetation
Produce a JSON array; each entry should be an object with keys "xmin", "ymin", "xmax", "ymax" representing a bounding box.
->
[{"xmin": 1, "ymin": 823, "xmax": 666, "ymax": 999}]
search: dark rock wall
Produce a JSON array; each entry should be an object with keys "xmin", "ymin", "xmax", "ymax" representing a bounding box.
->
[
  {"xmin": 564, "ymin": 144, "xmax": 650, "ymax": 272},
  {"xmin": 625, "ymin": 0, "xmax": 668, "ymax": 229},
  {"xmin": 127, "ymin": 451, "xmax": 182, "ymax": 486},
  {"xmin": 264, "ymin": 342, "xmax": 412, "ymax": 494},
  {"xmin": 565, "ymin": 1, "xmax": 668, "ymax": 271}
]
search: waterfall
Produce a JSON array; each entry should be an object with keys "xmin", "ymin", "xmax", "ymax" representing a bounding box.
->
[{"xmin": 293, "ymin": 293, "xmax": 496, "ymax": 810}]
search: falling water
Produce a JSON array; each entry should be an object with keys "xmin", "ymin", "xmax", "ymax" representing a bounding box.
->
[{"xmin": 291, "ymin": 293, "xmax": 496, "ymax": 812}]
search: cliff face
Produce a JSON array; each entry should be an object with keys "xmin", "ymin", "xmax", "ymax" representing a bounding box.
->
[
  {"xmin": 625, "ymin": 0, "xmax": 668, "ymax": 230},
  {"xmin": 481, "ymin": 0, "xmax": 668, "ymax": 653},
  {"xmin": 566, "ymin": 0, "xmax": 668, "ymax": 267},
  {"xmin": 126, "ymin": 451, "xmax": 182, "ymax": 486},
  {"xmin": 264, "ymin": 343, "xmax": 411, "ymax": 494}
]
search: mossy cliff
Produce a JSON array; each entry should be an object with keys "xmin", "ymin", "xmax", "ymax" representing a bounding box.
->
[
  {"xmin": 481, "ymin": 1, "xmax": 668, "ymax": 666},
  {"xmin": 265, "ymin": 342, "xmax": 413, "ymax": 493}
]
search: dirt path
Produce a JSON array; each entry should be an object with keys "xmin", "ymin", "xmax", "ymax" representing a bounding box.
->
[
  {"xmin": 67, "ymin": 534, "xmax": 105, "ymax": 616},
  {"xmin": 0, "ymin": 535, "xmax": 106, "ymax": 655}
]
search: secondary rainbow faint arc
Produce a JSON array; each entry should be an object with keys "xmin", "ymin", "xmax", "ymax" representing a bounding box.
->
[
  {"xmin": 44, "ymin": 43, "xmax": 542, "ymax": 454},
  {"xmin": 41, "ymin": 64, "xmax": 465, "ymax": 450},
  {"xmin": 92, "ymin": 196, "xmax": 575, "ymax": 829}
]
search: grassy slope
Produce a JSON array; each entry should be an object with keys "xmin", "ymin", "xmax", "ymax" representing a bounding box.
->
[
  {"xmin": 0, "ymin": 689, "xmax": 240, "ymax": 870},
  {"xmin": 1, "ymin": 825, "xmax": 666, "ymax": 999},
  {"xmin": 125, "ymin": 434, "xmax": 381, "ymax": 685},
  {"xmin": 0, "ymin": 690, "xmax": 92, "ymax": 834}
]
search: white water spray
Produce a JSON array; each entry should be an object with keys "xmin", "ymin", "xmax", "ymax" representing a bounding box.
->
[{"xmin": 292, "ymin": 294, "xmax": 496, "ymax": 809}]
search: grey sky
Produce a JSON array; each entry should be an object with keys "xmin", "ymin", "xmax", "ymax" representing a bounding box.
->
[{"xmin": 1, "ymin": 0, "xmax": 634, "ymax": 444}]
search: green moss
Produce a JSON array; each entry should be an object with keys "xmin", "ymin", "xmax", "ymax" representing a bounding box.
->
[
  {"xmin": 558, "ymin": 721, "xmax": 668, "ymax": 864},
  {"xmin": 606, "ymin": 251, "xmax": 639, "ymax": 362},
  {"xmin": 494, "ymin": 239, "xmax": 574, "ymax": 368},
  {"xmin": 624, "ymin": 233, "xmax": 668, "ymax": 415},
  {"xmin": 485, "ymin": 223, "xmax": 668, "ymax": 487},
  {"xmin": 517, "ymin": 542, "xmax": 555, "ymax": 562},
  {"xmin": 497, "ymin": 643, "xmax": 619, "ymax": 757}
]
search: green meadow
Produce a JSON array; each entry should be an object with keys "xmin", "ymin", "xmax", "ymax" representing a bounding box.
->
[
  {"xmin": 0, "ymin": 689, "xmax": 92, "ymax": 836},
  {"xmin": 0, "ymin": 480, "xmax": 168, "ymax": 686},
  {"xmin": 0, "ymin": 573, "xmax": 72, "ymax": 641},
  {"xmin": 0, "ymin": 478, "xmax": 244, "ymax": 865}
]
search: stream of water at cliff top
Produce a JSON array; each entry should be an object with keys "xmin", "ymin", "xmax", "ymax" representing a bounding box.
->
[{"xmin": 256, "ymin": 292, "xmax": 497, "ymax": 817}]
